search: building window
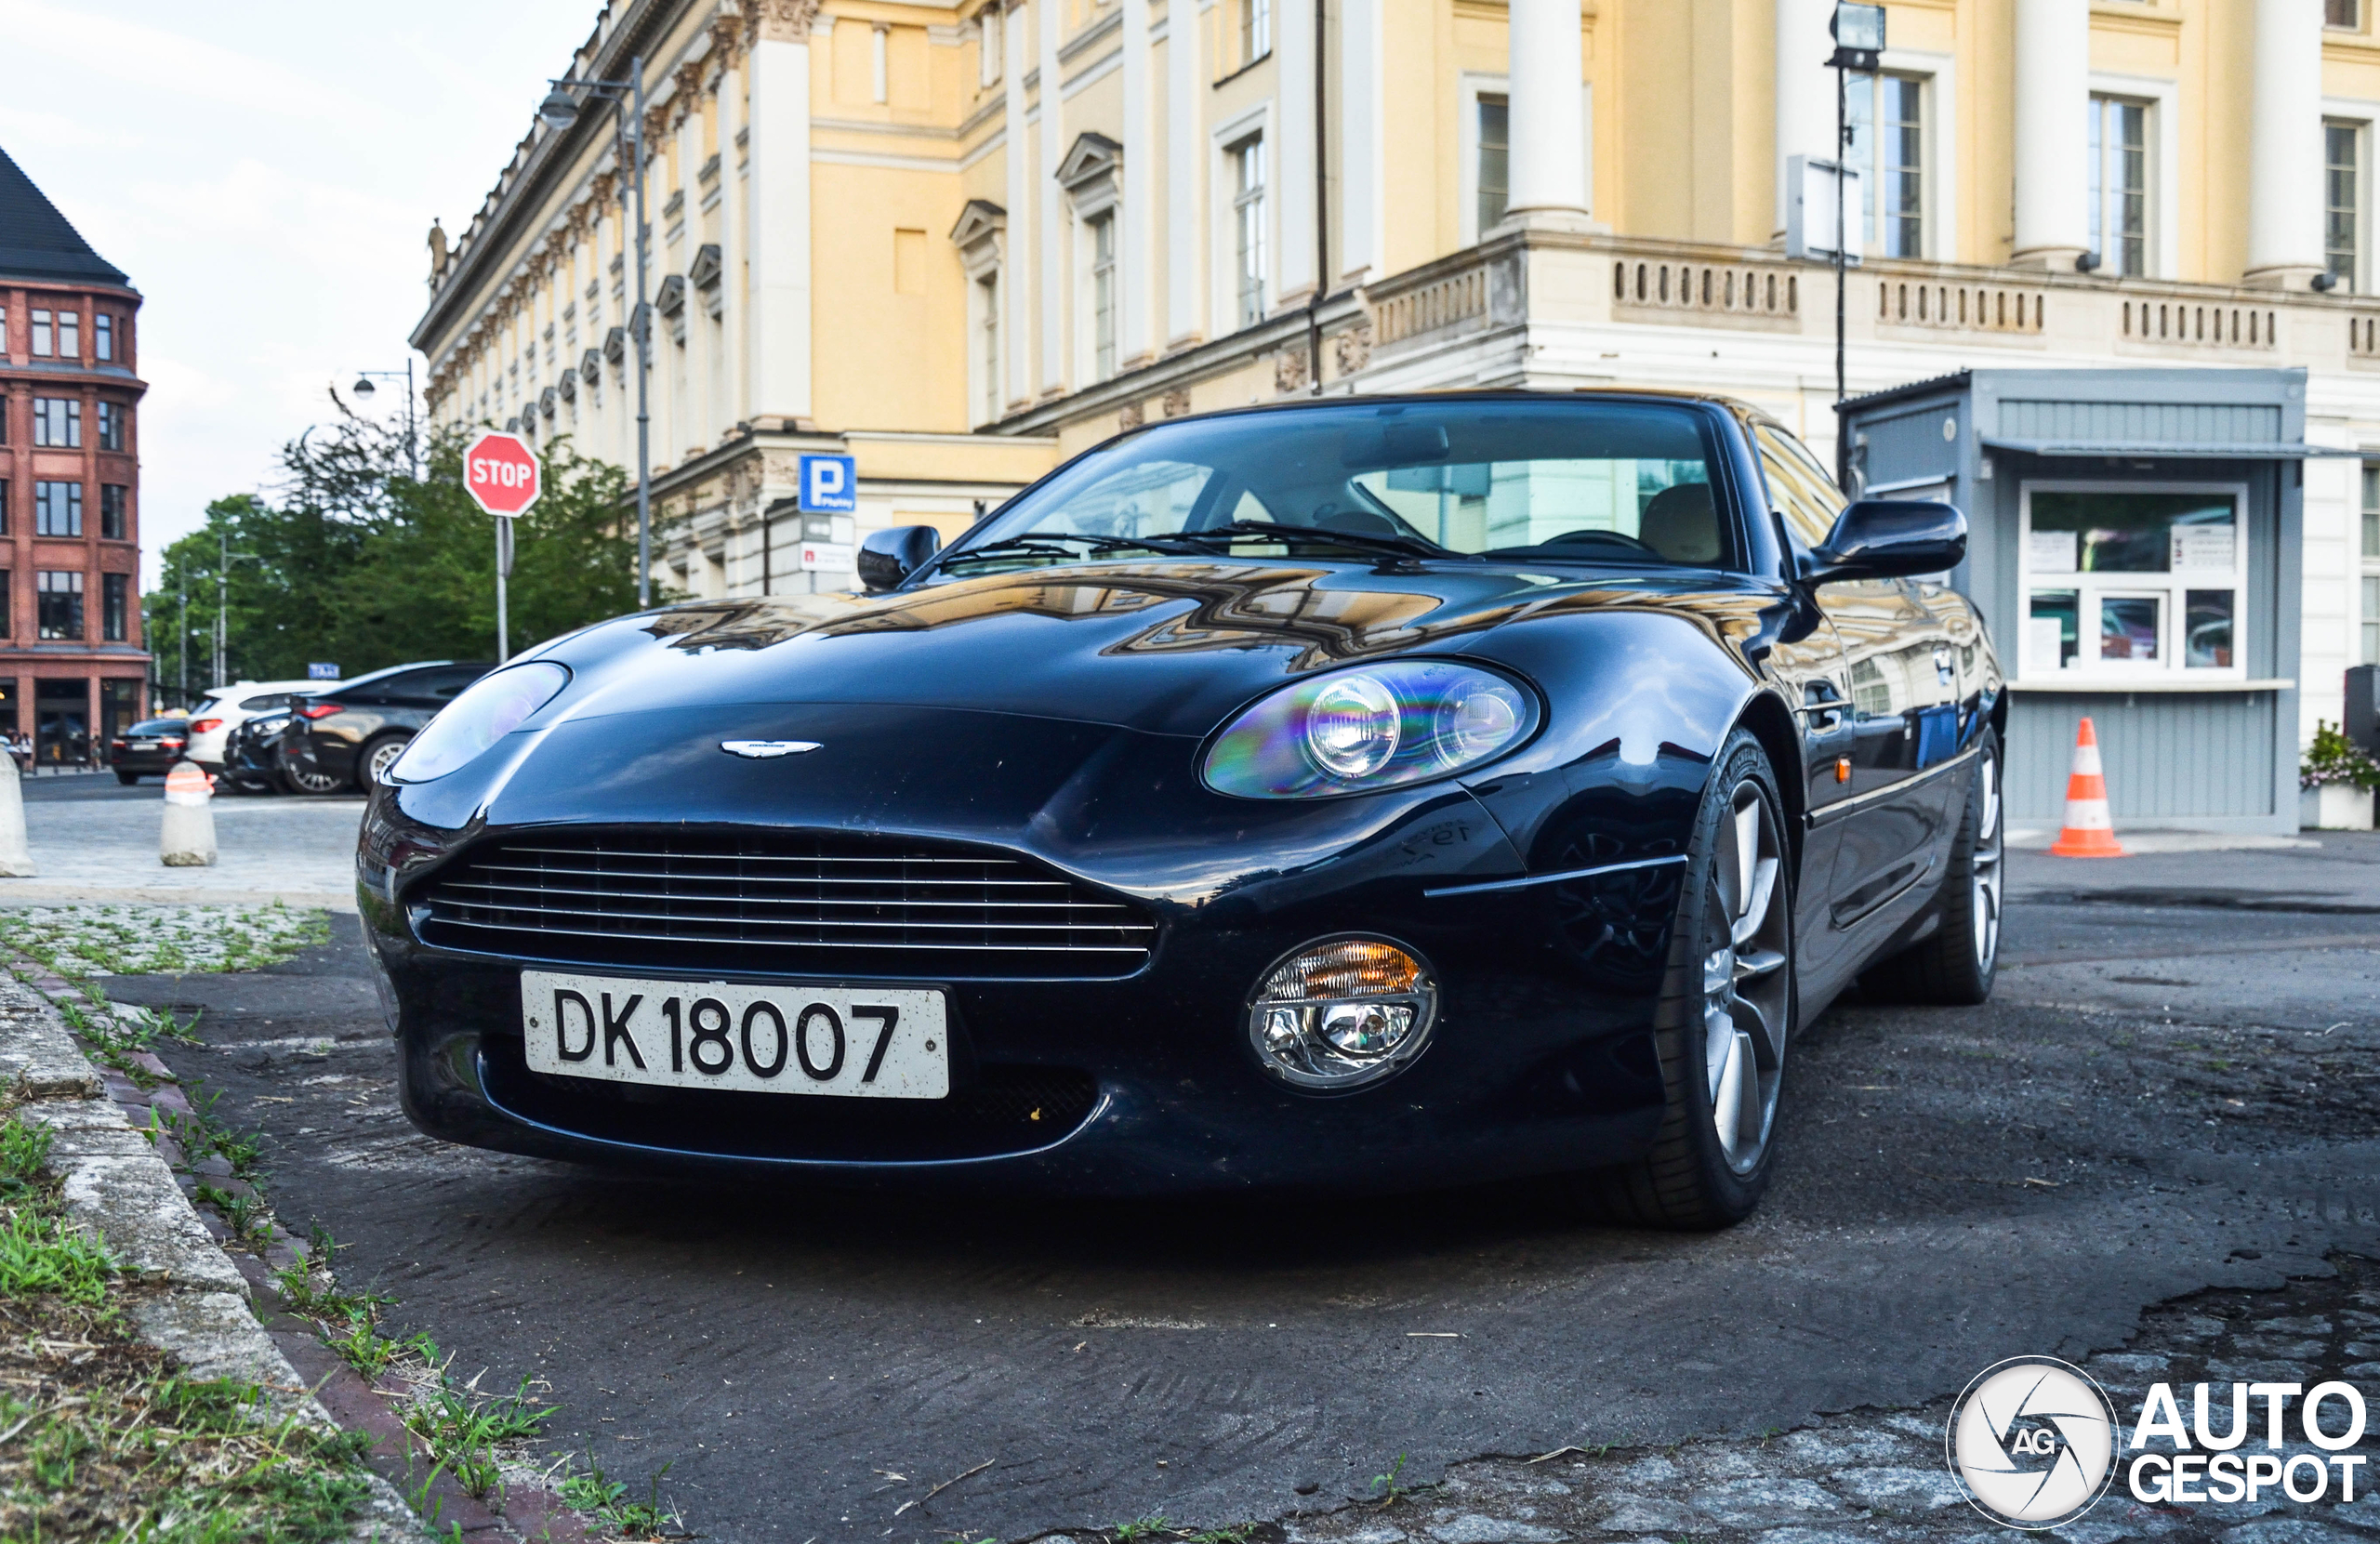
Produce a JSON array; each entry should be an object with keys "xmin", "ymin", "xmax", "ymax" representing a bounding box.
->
[
  {"xmin": 94, "ymin": 312, "xmax": 114, "ymax": 362},
  {"xmin": 55, "ymin": 310, "xmax": 78, "ymax": 360},
  {"xmin": 1476, "ymin": 93, "xmax": 1510, "ymax": 237},
  {"xmin": 102, "ymin": 574, "xmax": 128, "ymax": 642},
  {"xmin": 2021, "ymin": 486, "xmax": 2245, "ymax": 680},
  {"xmin": 2329, "ymin": 0, "xmax": 2360, "ymax": 28},
  {"xmin": 100, "ymin": 483, "xmax": 126, "ymax": 541},
  {"xmin": 33, "ymin": 398, "xmax": 80, "ymax": 448},
  {"xmin": 96, "ymin": 402, "xmax": 125, "ymax": 452},
  {"xmin": 2089, "ymin": 95, "xmax": 2150, "ymax": 277},
  {"xmin": 2329, "ymin": 121, "xmax": 2362, "ymax": 291},
  {"xmin": 1233, "ymin": 136, "xmax": 1267, "ymax": 327},
  {"xmin": 34, "ymin": 482, "xmax": 81, "ymax": 537},
  {"xmin": 1090, "ymin": 213, "xmax": 1117, "ymax": 381},
  {"xmin": 0, "ymin": 573, "xmax": 9, "ymax": 637},
  {"xmin": 30, "ymin": 310, "xmax": 50, "ymax": 357},
  {"xmin": 1240, "ymin": 0, "xmax": 1271, "ymax": 63},
  {"xmin": 978, "ymin": 273, "xmax": 1001, "ymax": 422},
  {"xmin": 36, "ymin": 572, "xmax": 83, "ymax": 640},
  {"xmin": 2364, "ymin": 464, "xmax": 2380, "ymax": 664},
  {"xmin": 1847, "ymin": 73, "xmax": 1925, "ymax": 258}
]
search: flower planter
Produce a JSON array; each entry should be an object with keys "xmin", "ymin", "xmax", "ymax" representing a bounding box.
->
[{"xmin": 2300, "ymin": 782, "xmax": 2377, "ymax": 831}]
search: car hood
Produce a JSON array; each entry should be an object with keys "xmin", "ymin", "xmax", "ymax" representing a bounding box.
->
[{"xmin": 533, "ymin": 558, "xmax": 1775, "ymax": 740}]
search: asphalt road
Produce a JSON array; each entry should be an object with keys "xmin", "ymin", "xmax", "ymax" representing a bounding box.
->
[{"xmin": 98, "ymin": 839, "xmax": 2380, "ymax": 1544}]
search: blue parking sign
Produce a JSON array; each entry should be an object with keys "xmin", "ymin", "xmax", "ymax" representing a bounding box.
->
[{"xmin": 799, "ymin": 454, "xmax": 857, "ymax": 514}]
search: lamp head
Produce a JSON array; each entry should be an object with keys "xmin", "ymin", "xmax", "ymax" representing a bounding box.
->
[
  {"xmin": 537, "ymin": 87, "xmax": 582, "ymax": 130},
  {"xmin": 350, "ymin": 376, "xmax": 376, "ymax": 398},
  {"xmin": 1831, "ymin": 2, "xmax": 1886, "ymax": 54}
]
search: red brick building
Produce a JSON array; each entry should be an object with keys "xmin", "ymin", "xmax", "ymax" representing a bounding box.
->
[{"xmin": 0, "ymin": 146, "xmax": 146, "ymax": 763}]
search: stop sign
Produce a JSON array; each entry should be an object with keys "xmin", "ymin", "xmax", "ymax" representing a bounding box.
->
[{"xmin": 462, "ymin": 429, "xmax": 541, "ymax": 517}]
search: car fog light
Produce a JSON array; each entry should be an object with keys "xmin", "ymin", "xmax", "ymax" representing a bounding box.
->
[{"xmin": 1246, "ymin": 936, "xmax": 1437, "ymax": 1089}]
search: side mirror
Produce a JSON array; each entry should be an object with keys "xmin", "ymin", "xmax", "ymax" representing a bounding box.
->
[
  {"xmin": 857, "ymin": 525, "xmax": 942, "ymax": 593},
  {"xmin": 1808, "ymin": 499, "xmax": 1966, "ymax": 583}
]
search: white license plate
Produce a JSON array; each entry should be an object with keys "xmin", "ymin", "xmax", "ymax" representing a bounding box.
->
[{"xmin": 520, "ymin": 970, "xmax": 948, "ymax": 1099}]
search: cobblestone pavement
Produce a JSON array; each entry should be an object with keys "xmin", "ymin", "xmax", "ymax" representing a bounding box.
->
[{"xmin": 1277, "ymin": 1257, "xmax": 2380, "ymax": 1544}]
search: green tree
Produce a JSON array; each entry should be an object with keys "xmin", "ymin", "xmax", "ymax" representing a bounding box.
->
[{"xmin": 144, "ymin": 405, "xmax": 656, "ymax": 705}]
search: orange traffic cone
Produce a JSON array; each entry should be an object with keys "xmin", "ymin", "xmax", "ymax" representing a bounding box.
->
[{"xmin": 2048, "ymin": 717, "xmax": 2126, "ymax": 858}]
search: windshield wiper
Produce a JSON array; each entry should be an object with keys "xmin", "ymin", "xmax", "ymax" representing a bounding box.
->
[
  {"xmin": 941, "ymin": 530, "xmax": 1209, "ymax": 565},
  {"xmin": 1175, "ymin": 519, "xmax": 1451, "ymax": 561}
]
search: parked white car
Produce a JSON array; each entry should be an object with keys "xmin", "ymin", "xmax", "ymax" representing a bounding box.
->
[{"xmin": 183, "ymin": 680, "xmax": 326, "ymax": 771}]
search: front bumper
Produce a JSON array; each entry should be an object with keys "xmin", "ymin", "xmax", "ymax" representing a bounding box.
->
[{"xmin": 362, "ymin": 705, "xmax": 1695, "ymax": 1194}]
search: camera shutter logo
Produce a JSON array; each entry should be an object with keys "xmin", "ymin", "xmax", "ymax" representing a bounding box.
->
[{"xmin": 1945, "ymin": 1356, "xmax": 2119, "ymax": 1529}]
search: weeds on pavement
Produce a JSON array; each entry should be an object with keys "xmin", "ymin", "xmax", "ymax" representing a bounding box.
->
[
  {"xmin": 0, "ymin": 1113, "xmax": 375, "ymax": 1539},
  {"xmin": 557, "ymin": 1452, "xmax": 689, "ymax": 1538},
  {"xmin": 0, "ymin": 900, "xmax": 330, "ymax": 979}
]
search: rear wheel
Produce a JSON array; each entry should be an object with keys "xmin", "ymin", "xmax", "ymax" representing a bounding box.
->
[
  {"xmin": 358, "ymin": 733, "xmax": 411, "ymax": 791},
  {"xmin": 281, "ymin": 759, "xmax": 348, "ymax": 796},
  {"xmin": 1579, "ymin": 728, "xmax": 1794, "ymax": 1230},
  {"xmin": 115, "ymin": 770, "xmax": 139, "ymax": 785},
  {"xmin": 1858, "ymin": 730, "xmax": 2002, "ymax": 1005}
]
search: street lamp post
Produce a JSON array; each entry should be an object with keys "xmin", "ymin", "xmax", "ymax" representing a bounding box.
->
[
  {"xmin": 1828, "ymin": 3, "xmax": 1885, "ymax": 415},
  {"xmin": 350, "ymin": 362, "xmax": 419, "ymax": 478},
  {"xmin": 539, "ymin": 59, "xmax": 654, "ymax": 608},
  {"xmin": 215, "ymin": 531, "xmax": 260, "ymax": 691}
]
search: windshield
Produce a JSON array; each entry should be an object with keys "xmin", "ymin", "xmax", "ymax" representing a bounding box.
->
[{"xmin": 936, "ymin": 398, "xmax": 1734, "ymax": 574}]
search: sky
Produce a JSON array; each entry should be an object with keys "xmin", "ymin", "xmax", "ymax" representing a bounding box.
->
[{"xmin": 1, "ymin": 0, "xmax": 602, "ymax": 587}]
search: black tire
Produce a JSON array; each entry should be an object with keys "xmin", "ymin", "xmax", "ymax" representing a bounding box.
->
[
  {"xmin": 1858, "ymin": 729, "xmax": 2003, "ymax": 1006},
  {"xmin": 1578, "ymin": 727, "xmax": 1796, "ymax": 1230},
  {"xmin": 115, "ymin": 770, "xmax": 139, "ymax": 785},
  {"xmin": 357, "ymin": 733, "xmax": 412, "ymax": 791},
  {"xmin": 280, "ymin": 759, "xmax": 349, "ymax": 796}
]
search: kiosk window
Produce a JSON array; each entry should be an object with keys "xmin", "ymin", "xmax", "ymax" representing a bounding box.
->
[{"xmin": 2021, "ymin": 487, "xmax": 2244, "ymax": 680}]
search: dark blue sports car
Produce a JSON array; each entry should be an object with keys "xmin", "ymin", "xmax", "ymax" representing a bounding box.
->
[{"xmin": 358, "ymin": 390, "xmax": 2003, "ymax": 1227}]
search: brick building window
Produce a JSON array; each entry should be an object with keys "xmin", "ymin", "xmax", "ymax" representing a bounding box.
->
[
  {"xmin": 30, "ymin": 310, "xmax": 51, "ymax": 356},
  {"xmin": 36, "ymin": 572, "xmax": 83, "ymax": 640},
  {"xmin": 0, "ymin": 482, "xmax": 7, "ymax": 535},
  {"xmin": 94, "ymin": 313, "xmax": 114, "ymax": 362},
  {"xmin": 102, "ymin": 574, "xmax": 128, "ymax": 642},
  {"xmin": 32, "ymin": 398, "xmax": 79, "ymax": 448},
  {"xmin": 0, "ymin": 574, "xmax": 10, "ymax": 638},
  {"xmin": 34, "ymin": 482, "xmax": 81, "ymax": 537},
  {"xmin": 100, "ymin": 484, "xmax": 126, "ymax": 540},
  {"xmin": 57, "ymin": 310, "xmax": 77, "ymax": 360},
  {"xmin": 96, "ymin": 402, "xmax": 124, "ymax": 451}
]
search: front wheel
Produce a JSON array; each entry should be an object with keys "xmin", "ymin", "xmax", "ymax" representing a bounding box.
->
[
  {"xmin": 115, "ymin": 770, "xmax": 139, "ymax": 785},
  {"xmin": 1578, "ymin": 727, "xmax": 1795, "ymax": 1230},
  {"xmin": 281, "ymin": 759, "xmax": 348, "ymax": 796}
]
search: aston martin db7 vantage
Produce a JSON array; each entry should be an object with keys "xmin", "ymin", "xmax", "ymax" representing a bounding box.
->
[{"xmin": 359, "ymin": 390, "xmax": 2002, "ymax": 1227}]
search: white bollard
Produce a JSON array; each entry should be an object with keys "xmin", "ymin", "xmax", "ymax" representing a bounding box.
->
[
  {"xmin": 0, "ymin": 752, "xmax": 33, "ymax": 877},
  {"xmin": 160, "ymin": 759, "xmax": 218, "ymax": 868}
]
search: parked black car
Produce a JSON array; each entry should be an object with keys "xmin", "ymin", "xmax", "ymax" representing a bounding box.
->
[
  {"xmin": 283, "ymin": 662, "xmax": 492, "ymax": 794},
  {"xmin": 218, "ymin": 706, "xmax": 304, "ymax": 795},
  {"xmin": 360, "ymin": 390, "xmax": 2003, "ymax": 1228},
  {"xmin": 106, "ymin": 718, "xmax": 192, "ymax": 784}
]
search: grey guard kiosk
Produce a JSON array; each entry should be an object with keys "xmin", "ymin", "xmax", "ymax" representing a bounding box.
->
[{"xmin": 1838, "ymin": 368, "xmax": 2339, "ymax": 838}]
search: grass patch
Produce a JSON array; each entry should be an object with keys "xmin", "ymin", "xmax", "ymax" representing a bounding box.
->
[
  {"xmin": 556, "ymin": 1453, "xmax": 686, "ymax": 1538},
  {"xmin": 0, "ymin": 1114, "xmax": 373, "ymax": 1540},
  {"xmin": 0, "ymin": 901, "xmax": 330, "ymax": 980}
]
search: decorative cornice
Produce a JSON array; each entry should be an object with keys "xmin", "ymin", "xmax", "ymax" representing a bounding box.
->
[{"xmin": 753, "ymin": 0, "xmax": 824, "ymax": 42}]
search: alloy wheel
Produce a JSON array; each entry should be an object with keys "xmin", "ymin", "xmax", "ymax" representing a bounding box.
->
[
  {"xmin": 286, "ymin": 764, "xmax": 344, "ymax": 796},
  {"xmin": 365, "ymin": 739, "xmax": 408, "ymax": 788},
  {"xmin": 1972, "ymin": 751, "xmax": 2003, "ymax": 970},
  {"xmin": 1700, "ymin": 782, "xmax": 1790, "ymax": 1175}
]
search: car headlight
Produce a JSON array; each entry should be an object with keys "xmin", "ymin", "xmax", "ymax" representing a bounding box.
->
[
  {"xmin": 386, "ymin": 662, "xmax": 570, "ymax": 783},
  {"xmin": 1202, "ymin": 659, "xmax": 1540, "ymax": 798},
  {"xmin": 1248, "ymin": 936, "xmax": 1438, "ymax": 1089}
]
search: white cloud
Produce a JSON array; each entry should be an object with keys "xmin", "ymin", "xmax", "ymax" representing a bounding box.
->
[{"xmin": 0, "ymin": 0, "xmax": 356, "ymax": 120}]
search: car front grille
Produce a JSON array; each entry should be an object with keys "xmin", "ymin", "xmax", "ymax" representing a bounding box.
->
[{"xmin": 415, "ymin": 829, "xmax": 1157, "ymax": 979}]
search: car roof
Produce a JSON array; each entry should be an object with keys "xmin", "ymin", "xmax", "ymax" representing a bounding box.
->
[{"xmin": 321, "ymin": 660, "xmax": 486, "ymax": 692}]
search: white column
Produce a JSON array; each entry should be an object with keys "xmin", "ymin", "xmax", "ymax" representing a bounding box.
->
[
  {"xmin": 1339, "ymin": 0, "xmax": 1381, "ymax": 284},
  {"xmin": 1774, "ymin": 0, "xmax": 1833, "ymax": 236},
  {"xmin": 1504, "ymin": 0, "xmax": 1590, "ymax": 227},
  {"xmin": 2011, "ymin": 0, "xmax": 2089, "ymax": 270},
  {"xmin": 1165, "ymin": 0, "xmax": 1202, "ymax": 344},
  {"xmin": 1276, "ymin": 0, "xmax": 1317, "ymax": 300},
  {"xmin": 747, "ymin": 33, "xmax": 813, "ymax": 424},
  {"xmin": 1038, "ymin": 0, "xmax": 1066, "ymax": 394},
  {"xmin": 720, "ymin": 57, "xmax": 748, "ymax": 425},
  {"xmin": 1122, "ymin": 0, "xmax": 1154, "ymax": 364},
  {"xmin": 2245, "ymin": 0, "xmax": 2326, "ymax": 288},
  {"xmin": 1004, "ymin": 0, "xmax": 1033, "ymax": 405}
]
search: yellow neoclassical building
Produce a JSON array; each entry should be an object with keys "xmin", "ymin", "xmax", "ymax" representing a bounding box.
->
[{"xmin": 414, "ymin": 0, "xmax": 2380, "ymax": 740}]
